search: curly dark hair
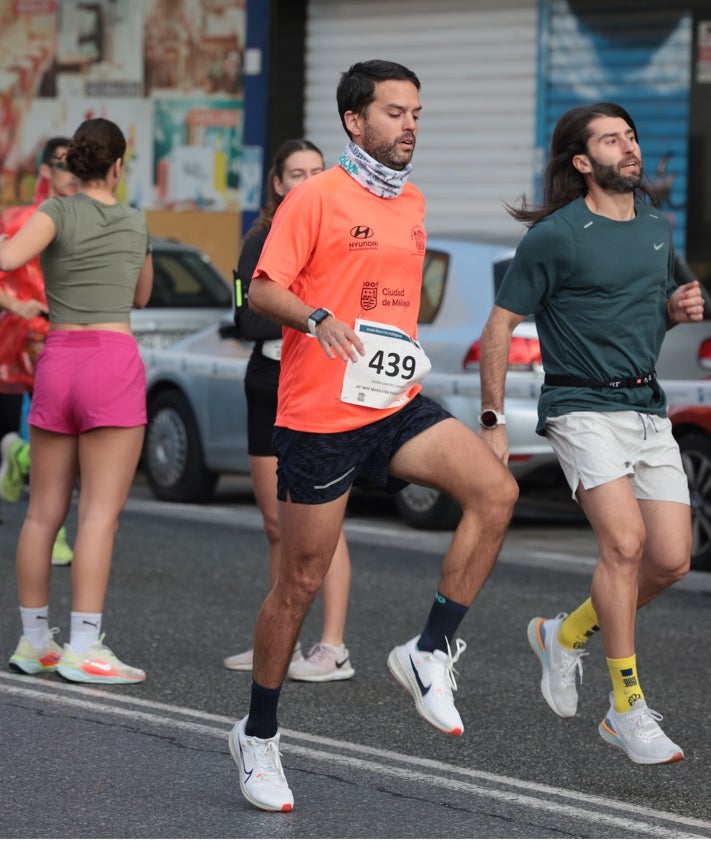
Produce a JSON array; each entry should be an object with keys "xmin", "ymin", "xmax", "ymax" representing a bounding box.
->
[{"xmin": 66, "ymin": 118, "xmax": 127, "ymax": 182}]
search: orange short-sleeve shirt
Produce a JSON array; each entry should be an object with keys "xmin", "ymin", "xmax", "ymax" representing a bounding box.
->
[{"xmin": 254, "ymin": 166, "xmax": 427, "ymax": 433}]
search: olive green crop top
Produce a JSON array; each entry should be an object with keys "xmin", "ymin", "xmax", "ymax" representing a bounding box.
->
[{"xmin": 39, "ymin": 193, "xmax": 150, "ymax": 324}]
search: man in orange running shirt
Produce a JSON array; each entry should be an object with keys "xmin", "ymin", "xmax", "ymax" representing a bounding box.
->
[{"xmin": 227, "ymin": 59, "xmax": 519, "ymax": 812}]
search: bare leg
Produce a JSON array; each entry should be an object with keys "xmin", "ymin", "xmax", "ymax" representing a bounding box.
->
[
  {"xmin": 319, "ymin": 530, "xmax": 350, "ymax": 646},
  {"xmin": 71, "ymin": 426, "xmax": 144, "ymax": 612},
  {"xmin": 576, "ymin": 478, "xmax": 644, "ymax": 660},
  {"xmin": 16, "ymin": 427, "xmax": 78, "ymax": 607},
  {"xmin": 637, "ymin": 499, "xmax": 690, "ymax": 606},
  {"xmin": 389, "ymin": 418, "xmax": 518, "ymax": 604},
  {"xmin": 249, "ymin": 455, "xmax": 281, "ymax": 586},
  {"xmin": 250, "ymin": 453, "xmax": 352, "ymax": 646},
  {"xmin": 252, "ymin": 492, "xmax": 349, "ymax": 688}
]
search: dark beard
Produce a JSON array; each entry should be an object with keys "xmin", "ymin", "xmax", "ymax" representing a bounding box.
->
[
  {"xmin": 589, "ymin": 156, "xmax": 642, "ymax": 193},
  {"xmin": 363, "ymin": 127, "xmax": 414, "ymax": 171}
]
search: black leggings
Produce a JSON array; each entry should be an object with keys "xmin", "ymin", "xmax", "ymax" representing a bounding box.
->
[{"xmin": 0, "ymin": 394, "xmax": 22, "ymax": 439}]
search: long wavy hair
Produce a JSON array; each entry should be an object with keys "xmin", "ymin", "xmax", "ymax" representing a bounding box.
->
[{"xmin": 507, "ymin": 102, "xmax": 657, "ymax": 227}]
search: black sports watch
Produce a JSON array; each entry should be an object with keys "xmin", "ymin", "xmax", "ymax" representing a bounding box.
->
[
  {"xmin": 478, "ymin": 409, "xmax": 506, "ymax": 429},
  {"xmin": 307, "ymin": 307, "xmax": 333, "ymax": 335}
]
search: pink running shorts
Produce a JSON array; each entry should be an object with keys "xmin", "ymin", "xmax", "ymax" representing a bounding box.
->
[{"xmin": 29, "ymin": 330, "xmax": 147, "ymax": 434}]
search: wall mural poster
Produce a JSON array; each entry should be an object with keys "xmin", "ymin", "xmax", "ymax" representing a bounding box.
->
[
  {"xmin": 153, "ymin": 97, "xmax": 243, "ymax": 210},
  {"xmin": 0, "ymin": 0, "xmax": 58, "ymax": 206},
  {"xmin": 63, "ymin": 99, "xmax": 153, "ymax": 207},
  {"xmin": 1, "ymin": 1, "xmax": 246, "ymax": 213},
  {"xmin": 3, "ymin": 97, "xmax": 152, "ymax": 210},
  {"xmin": 53, "ymin": 0, "xmax": 145, "ymax": 98},
  {"xmin": 144, "ymin": 0, "xmax": 245, "ymax": 97}
]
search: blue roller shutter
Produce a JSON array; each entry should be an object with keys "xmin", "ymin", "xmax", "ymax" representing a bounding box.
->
[{"xmin": 538, "ymin": 0, "xmax": 693, "ymax": 254}]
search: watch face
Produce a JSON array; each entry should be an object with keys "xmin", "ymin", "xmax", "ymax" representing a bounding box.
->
[
  {"xmin": 480, "ymin": 410, "xmax": 498, "ymax": 428},
  {"xmin": 308, "ymin": 308, "xmax": 332, "ymax": 336}
]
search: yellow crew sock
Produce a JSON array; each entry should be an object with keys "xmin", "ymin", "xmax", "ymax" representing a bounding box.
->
[
  {"xmin": 607, "ymin": 654, "xmax": 645, "ymax": 713},
  {"xmin": 558, "ymin": 598, "xmax": 599, "ymax": 650}
]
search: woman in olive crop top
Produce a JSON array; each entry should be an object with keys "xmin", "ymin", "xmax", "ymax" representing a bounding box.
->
[{"xmin": 0, "ymin": 118, "xmax": 153, "ymax": 684}]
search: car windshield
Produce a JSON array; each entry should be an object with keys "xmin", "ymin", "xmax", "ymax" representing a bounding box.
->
[{"xmin": 149, "ymin": 250, "xmax": 232, "ymax": 309}]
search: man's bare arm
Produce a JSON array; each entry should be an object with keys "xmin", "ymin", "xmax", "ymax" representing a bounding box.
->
[
  {"xmin": 249, "ymin": 276, "xmax": 364, "ymax": 362},
  {"xmin": 478, "ymin": 304, "xmax": 526, "ymax": 462}
]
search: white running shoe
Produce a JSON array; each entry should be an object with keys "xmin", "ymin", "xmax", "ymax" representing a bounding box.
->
[
  {"xmin": 598, "ymin": 694, "xmax": 684, "ymax": 765},
  {"xmin": 228, "ymin": 716, "xmax": 294, "ymax": 811},
  {"xmin": 9, "ymin": 629, "xmax": 62, "ymax": 675},
  {"xmin": 287, "ymin": 642, "xmax": 355, "ymax": 682},
  {"xmin": 223, "ymin": 648, "xmax": 254, "ymax": 671},
  {"xmin": 56, "ymin": 635, "xmax": 145, "ymax": 684},
  {"xmin": 224, "ymin": 642, "xmax": 303, "ymax": 672},
  {"xmin": 387, "ymin": 636, "xmax": 466, "ymax": 736},
  {"xmin": 527, "ymin": 614, "xmax": 586, "ymax": 718}
]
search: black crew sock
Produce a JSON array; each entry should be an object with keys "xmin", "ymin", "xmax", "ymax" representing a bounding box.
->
[
  {"xmin": 417, "ymin": 592, "xmax": 468, "ymax": 653},
  {"xmin": 245, "ymin": 679, "xmax": 282, "ymax": 739}
]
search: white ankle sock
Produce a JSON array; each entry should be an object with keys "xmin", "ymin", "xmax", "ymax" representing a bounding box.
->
[
  {"xmin": 69, "ymin": 611, "xmax": 102, "ymax": 654},
  {"xmin": 19, "ymin": 605, "xmax": 50, "ymax": 648}
]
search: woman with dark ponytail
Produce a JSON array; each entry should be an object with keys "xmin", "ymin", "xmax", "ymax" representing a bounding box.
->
[{"xmin": 0, "ymin": 118, "xmax": 153, "ymax": 684}]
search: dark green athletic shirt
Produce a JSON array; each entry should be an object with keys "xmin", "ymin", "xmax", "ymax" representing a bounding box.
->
[
  {"xmin": 39, "ymin": 192, "xmax": 150, "ymax": 324},
  {"xmin": 495, "ymin": 196, "xmax": 677, "ymax": 434}
]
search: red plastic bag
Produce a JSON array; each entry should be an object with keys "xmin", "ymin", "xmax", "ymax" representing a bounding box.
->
[
  {"xmin": 0, "ymin": 202, "xmax": 49, "ymax": 393},
  {"xmin": 0, "ymin": 309, "xmax": 47, "ymax": 393}
]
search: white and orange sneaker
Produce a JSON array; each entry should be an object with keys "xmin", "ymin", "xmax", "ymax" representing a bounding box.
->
[
  {"xmin": 9, "ymin": 630, "xmax": 62, "ymax": 675},
  {"xmin": 598, "ymin": 693, "xmax": 684, "ymax": 765},
  {"xmin": 527, "ymin": 614, "xmax": 587, "ymax": 719},
  {"xmin": 56, "ymin": 635, "xmax": 145, "ymax": 684}
]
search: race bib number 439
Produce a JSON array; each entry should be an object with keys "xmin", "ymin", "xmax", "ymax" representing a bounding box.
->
[{"xmin": 340, "ymin": 318, "xmax": 431, "ymax": 409}]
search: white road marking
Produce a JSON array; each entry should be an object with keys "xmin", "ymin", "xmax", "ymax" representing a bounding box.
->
[{"xmin": 1, "ymin": 671, "xmax": 708, "ymax": 837}]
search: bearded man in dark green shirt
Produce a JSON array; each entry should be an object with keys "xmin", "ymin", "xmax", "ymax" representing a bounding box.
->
[{"xmin": 479, "ymin": 102, "xmax": 703, "ymax": 766}]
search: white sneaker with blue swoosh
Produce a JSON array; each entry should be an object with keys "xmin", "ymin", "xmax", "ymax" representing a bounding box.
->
[
  {"xmin": 229, "ymin": 717, "xmax": 294, "ymax": 811},
  {"xmin": 387, "ymin": 636, "xmax": 466, "ymax": 736}
]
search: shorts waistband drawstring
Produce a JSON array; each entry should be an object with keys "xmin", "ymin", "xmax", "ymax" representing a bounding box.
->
[{"xmin": 636, "ymin": 412, "xmax": 660, "ymax": 440}]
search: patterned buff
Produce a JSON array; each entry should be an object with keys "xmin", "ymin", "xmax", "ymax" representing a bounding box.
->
[{"xmin": 338, "ymin": 139, "xmax": 413, "ymax": 199}]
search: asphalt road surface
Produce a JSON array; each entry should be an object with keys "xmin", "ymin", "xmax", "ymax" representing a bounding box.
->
[{"xmin": 1, "ymin": 476, "xmax": 709, "ymax": 839}]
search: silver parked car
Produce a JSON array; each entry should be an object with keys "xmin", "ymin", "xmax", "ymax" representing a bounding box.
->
[
  {"xmin": 131, "ymin": 236, "xmax": 232, "ymax": 350},
  {"xmin": 140, "ymin": 235, "xmax": 561, "ymax": 523},
  {"xmin": 391, "ymin": 236, "xmax": 558, "ymax": 528}
]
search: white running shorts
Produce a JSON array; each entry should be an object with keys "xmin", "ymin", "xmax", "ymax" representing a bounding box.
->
[{"xmin": 545, "ymin": 410, "xmax": 690, "ymax": 504}]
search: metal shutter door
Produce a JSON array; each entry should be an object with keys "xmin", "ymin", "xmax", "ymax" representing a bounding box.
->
[
  {"xmin": 304, "ymin": 0, "xmax": 538, "ymax": 241},
  {"xmin": 539, "ymin": 0, "xmax": 693, "ymax": 253}
]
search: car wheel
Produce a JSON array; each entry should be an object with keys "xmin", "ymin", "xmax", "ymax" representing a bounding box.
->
[
  {"xmin": 393, "ymin": 484, "xmax": 462, "ymax": 530},
  {"xmin": 144, "ymin": 389, "xmax": 218, "ymax": 503},
  {"xmin": 678, "ymin": 431, "xmax": 711, "ymax": 571}
]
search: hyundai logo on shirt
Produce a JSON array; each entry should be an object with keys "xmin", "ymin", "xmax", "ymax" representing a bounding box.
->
[{"xmin": 350, "ymin": 225, "xmax": 374, "ymax": 239}]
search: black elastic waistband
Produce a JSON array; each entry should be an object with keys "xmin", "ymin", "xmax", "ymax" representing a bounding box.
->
[{"xmin": 544, "ymin": 371, "xmax": 657, "ymax": 390}]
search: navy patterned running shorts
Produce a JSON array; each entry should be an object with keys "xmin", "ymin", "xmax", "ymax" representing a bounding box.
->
[{"xmin": 273, "ymin": 394, "xmax": 452, "ymax": 504}]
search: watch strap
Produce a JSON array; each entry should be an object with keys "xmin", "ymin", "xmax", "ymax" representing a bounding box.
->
[{"xmin": 478, "ymin": 409, "xmax": 506, "ymax": 429}]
